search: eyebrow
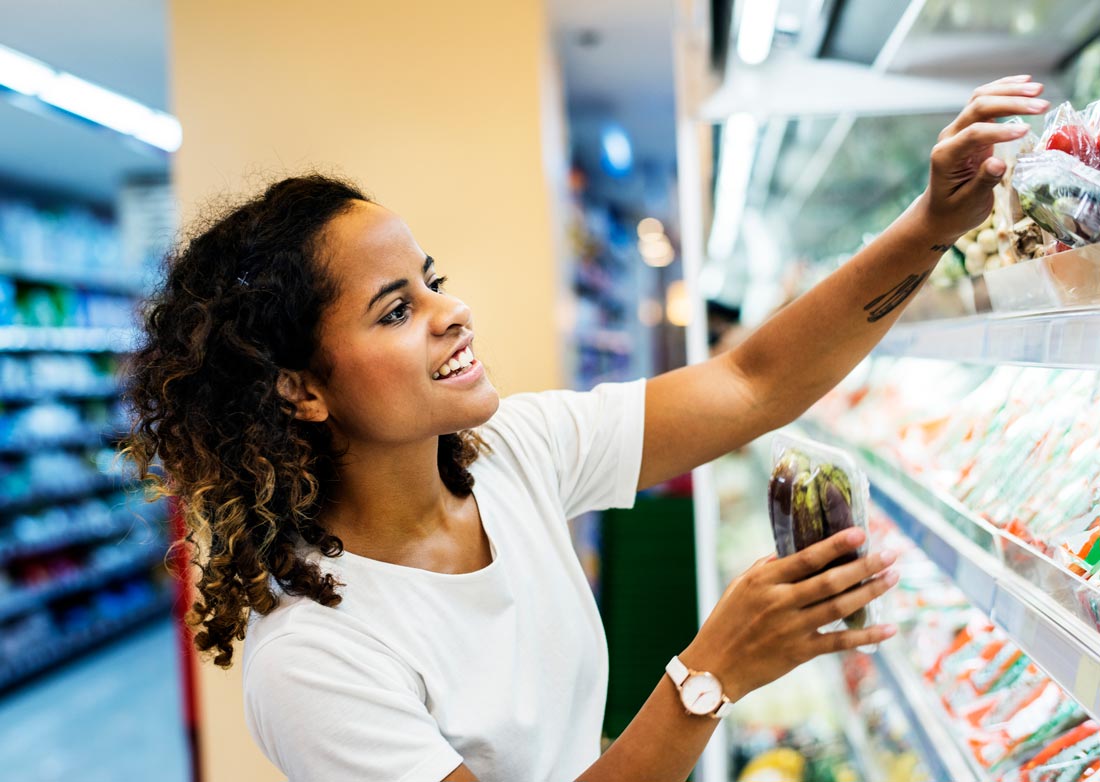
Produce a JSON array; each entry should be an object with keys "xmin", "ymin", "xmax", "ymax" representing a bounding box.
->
[{"xmin": 367, "ymin": 256, "xmax": 435, "ymax": 312}]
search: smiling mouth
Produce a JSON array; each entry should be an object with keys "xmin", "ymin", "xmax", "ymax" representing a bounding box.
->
[{"xmin": 433, "ymin": 346, "xmax": 475, "ymax": 380}]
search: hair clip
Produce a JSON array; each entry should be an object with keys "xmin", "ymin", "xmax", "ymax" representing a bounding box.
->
[{"xmin": 237, "ymin": 273, "xmax": 250, "ymax": 287}]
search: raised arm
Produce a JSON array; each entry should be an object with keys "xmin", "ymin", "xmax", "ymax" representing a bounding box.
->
[{"xmin": 638, "ymin": 76, "xmax": 1048, "ymax": 491}]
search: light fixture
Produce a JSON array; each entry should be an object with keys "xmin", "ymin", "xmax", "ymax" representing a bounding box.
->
[
  {"xmin": 0, "ymin": 44, "xmax": 182, "ymax": 152},
  {"xmin": 737, "ymin": 0, "xmax": 780, "ymax": 66},
  {"xmin": 706, "ymin": 112, "xmax": 759, "ymax": 262},
  {"xmin": 637, "ymin": 298, "xmax": 663, "ymax": 327},
  {"xmin": 666, "ymin": 280, "xmax": 691, "ymax": 327},
  {"xmin": 638, "ymin": 233, "xmax": 675, "ymax": 268},
  {"xmin": 637, "ymin": 217, "xmax": 664, "ymax": 238},
  {"xmin": 600, "ymin": 124, "xmax": 633, "ymax": 177}
]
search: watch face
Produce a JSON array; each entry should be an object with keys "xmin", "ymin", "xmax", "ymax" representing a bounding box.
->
[{"xmin": 680, "ymin": 672, "xmax": 723, "ymax": 715}]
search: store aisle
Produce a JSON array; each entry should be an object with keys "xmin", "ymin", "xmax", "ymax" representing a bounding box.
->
[{"xmin": 0, "ymin": 617, "xmax": 191, "ymax": 782}]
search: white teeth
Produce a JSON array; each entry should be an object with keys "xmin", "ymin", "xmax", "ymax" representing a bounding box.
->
[
  {"xmin": 433, "ymin": 372, "xmax": 440, "ymax": 379},
  {"xmin": 458, "ymin": 352, "xmax": 472, "ymax": 368},
  {"xmin": 448, "ymin": 358, "xmax": 461, "ymax": 371},
  {"xmin": 439, "ymin": 364, "xmax": 451, "ymax": 377}
]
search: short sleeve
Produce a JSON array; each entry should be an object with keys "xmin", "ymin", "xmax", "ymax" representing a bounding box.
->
[
  {"xmin": 244, "ymin": 633, "xmax": 463, "ymax": 782},
  {"xmin": 479, "ymin": 379, "xmax": 646, "ymax": 519}
]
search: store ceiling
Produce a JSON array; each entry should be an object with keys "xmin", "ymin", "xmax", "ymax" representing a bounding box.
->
[
  {"xmin": 547, "ymin": 0, "xmax": 681, "ymax": 211},
  {"xmin": 0, "ymin": 0, "xmax": 170, "ymax": 207}
]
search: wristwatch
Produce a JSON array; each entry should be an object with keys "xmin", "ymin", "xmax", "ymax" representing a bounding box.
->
[{"xmin": 665, "ymin": 655, "xmax": 735, "ymax": 719}]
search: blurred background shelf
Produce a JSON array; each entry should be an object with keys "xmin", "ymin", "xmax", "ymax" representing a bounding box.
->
[
  {"xmin": 0, "ymin": 257, "xmax": 145, "ymax": 297},
  {"xmin": 0, "ymin": 547, "xmax": 166, "ymax": 624},
  {"xmin": 0, "ymin": 326, "xmax": 137, "ymax": 354},
  {"xmin": 0, "ymin": 589, "xmax": 174, "ymax": 696}
]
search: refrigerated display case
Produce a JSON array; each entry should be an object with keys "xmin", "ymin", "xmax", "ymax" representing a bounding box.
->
[{"xmin": 674, "ymin": 0, "xmax": 1100, "ymax": 778}]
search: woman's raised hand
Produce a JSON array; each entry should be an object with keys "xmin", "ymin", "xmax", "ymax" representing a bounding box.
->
[
  {"xmin": 918, "ymin": 75, "xmax": 1049, "ymax": 244},
  {"xmin": 680, "ymin": 529, "xmax": 897, "ymax": 702}
]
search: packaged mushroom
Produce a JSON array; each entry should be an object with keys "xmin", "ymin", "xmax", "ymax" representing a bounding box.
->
[{"xmin": 768, "ymin": 433, "xmax": 881, "ymax": 648}]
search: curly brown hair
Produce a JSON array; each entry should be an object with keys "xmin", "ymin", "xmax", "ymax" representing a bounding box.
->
[{"xmin": 121, "ymin": 174, "xmax": 484, "ymax": 667}]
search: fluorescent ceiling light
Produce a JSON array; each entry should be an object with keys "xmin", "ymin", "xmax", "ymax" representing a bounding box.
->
[
  {"xmin": 737, "ymin": 0, "xmax": 780, "ymax": 66},
  {"xmin": 706, "ymin": 112, "xmax": 758, "ymax": 262},
  {"xmin": 0, "ymin": 44, "xmax": 181, "ymax": 152}
]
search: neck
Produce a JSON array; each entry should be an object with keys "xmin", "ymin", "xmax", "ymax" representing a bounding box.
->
[{"xmin": 323, "ymin": 435, "xmax": 456, "ymax": 559}]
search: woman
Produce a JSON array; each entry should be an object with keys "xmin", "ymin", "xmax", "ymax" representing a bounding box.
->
[{"xmin": 125, "ymin": 76, "xmax": 1047, "ymax": 782}]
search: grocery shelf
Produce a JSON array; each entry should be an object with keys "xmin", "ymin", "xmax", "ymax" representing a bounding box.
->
[
  {"xmin": 0, "ymin": 514, "xmax": 156, "ymax": 568},
  {"xmin": 800, "ymin": 423, "xmax": 1100, "ymax": 724},
  {"xmin": 0, "ymin": 589, "xmax": 174, "ymax": 696},
  {"xmin": 0, "ymin": 257, "xmax": 145, "ymax": 296},
  {"xmin": 872, "ymin": 642, "xmax": 984, "ymax": 782},
  {"xmin": 0, "ymin": 476, "xmax": 128, "ymax": 516},
  {"xmin": 875, "ymin": 308, "xmax": 1100, "ymax": 369},
  {"xmin": 0, "ymin": 381, "xmax": 121, "ymax": 403},
  {"xmin": 0, "ymin": 326, "xmax": 137, "ymax": 353},
  {"xmin": 0, "ymin": 547, "xmax": 166, "ymax": 624},
  {"xmin": 0, "ymin": 427, "xmax": 108, "ymax": 455}
]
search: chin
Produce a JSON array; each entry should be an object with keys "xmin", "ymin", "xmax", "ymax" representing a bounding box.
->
[{"xmin": 452, "ymin": 384, "xmax": 500, "ymax": 432}]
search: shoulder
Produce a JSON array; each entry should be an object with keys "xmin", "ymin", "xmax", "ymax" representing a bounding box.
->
[
  {"xmin": 476, "ymin": 379, "xmax": 646, "ymax": 449},
  {"xmin": 244, "ymin": 594, "xmax": 423, "ymax": 697}
]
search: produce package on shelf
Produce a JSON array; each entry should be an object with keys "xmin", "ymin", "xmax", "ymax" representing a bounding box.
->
[
  {"xmin": 768, "ymin": 434, "xmax": 877, "ymax": 634},
  {"xmin": 869, "ymin": 510, "xmax": 1097, "ymax": 782},
  {"xmin": 1011, "ymin": 101, "xmax": 1100, "ymax": 251},
  {"xmin": 809, "ymin": 362, "xmax": 1100, "ymax": 630}
]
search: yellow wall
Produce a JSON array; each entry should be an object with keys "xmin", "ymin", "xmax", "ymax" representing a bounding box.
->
[{"xmin": 169, "ymin": 2, "xmax": 566, "ymax": 779}]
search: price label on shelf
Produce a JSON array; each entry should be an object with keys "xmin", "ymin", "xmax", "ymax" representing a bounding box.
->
[
  {"xmin": 955, "ymin": 558, "xmax": 996, "ymax": 614},
  {"xmin": 1073, "ymin": 656, "xmax": 1100, "ymax": 717}
]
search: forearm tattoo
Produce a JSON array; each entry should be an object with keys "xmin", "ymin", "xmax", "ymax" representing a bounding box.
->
[
  {"xmin": 929, "ymin": 243, "xmax": 953, "ymax": 253},
  {"xmin": 863, "ymin": 272, "xmax": 929, "ymax": 323}
]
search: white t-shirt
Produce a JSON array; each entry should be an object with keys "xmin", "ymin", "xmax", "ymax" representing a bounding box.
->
[{"xmin": 242, "ymin": 379, "xmax": 647, "ymax": 782}]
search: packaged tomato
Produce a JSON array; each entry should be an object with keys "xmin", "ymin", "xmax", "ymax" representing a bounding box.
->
[{"xmin": 1042, "ymin": 102, "xmax": 1100, "ymax": 169}]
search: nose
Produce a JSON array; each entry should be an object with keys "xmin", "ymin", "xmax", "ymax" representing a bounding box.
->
[{"xmin": 430, "ymin": 290, "xmax": 473, "ymax": 335}]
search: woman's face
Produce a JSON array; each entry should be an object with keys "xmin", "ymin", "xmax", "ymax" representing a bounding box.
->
[{"xmin": 307, "ymin": 200, "xmax": 499, "ymax": 445}]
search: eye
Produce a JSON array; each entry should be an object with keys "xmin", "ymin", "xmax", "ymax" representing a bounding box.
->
[
  {"xmin": 380, "ymin": 301, "xmax": 410, "ymax": 325},
  {"xmin": 429, "ymin": 275, "xmax": 448, "ymax": 293}
]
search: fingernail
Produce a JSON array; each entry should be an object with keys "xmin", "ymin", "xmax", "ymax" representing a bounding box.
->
[
  {"xmin": 846, "ymin": 529, "xmax": 864, "ymax": 545},
  {"xmin": 1029, "ymin": 99, "xmax": 1050, "ymax": 111},
  {"xmin": 883, "ymin": 570, "xmax": 900, "ymax": 586},
  {"xmin": 882, "ymin": 624, "xmax": 898, "ymax": 637},
  {"xmin": 1023, "ymin": 83, "xmax": 1042, "ymax": 94},
  {"xmin": 1009, "ymin": 74, "xmax": 1031, "ymax": 82},
  {"xmin": 880, "ymin": 550, "xmax": 898, "ymax": 566}
]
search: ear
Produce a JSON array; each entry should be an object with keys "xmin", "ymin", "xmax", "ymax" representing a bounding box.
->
[{"xmin": 276, "ymin": 369, "xmax": 329, "ymax": 423}]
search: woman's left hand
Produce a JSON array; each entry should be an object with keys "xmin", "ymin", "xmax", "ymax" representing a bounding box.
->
[{"xmin": 919, "ymin": 75, "xmax": 1049, "ymax": 244}]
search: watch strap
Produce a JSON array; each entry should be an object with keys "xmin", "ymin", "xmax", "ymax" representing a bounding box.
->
[
  {"xmin": 665, "ymin": 655, "xmax": 690, "ymax": 686},
  {"xmin": 666, "ymin": 654, "xmax": 734, "ymax": 720}
]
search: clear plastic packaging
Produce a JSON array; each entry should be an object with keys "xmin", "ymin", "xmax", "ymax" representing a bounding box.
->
[
  {"xmin": 1013, "ymin": 150, "xmax": 1100, "ymax": 248},
  {"xmin": 1041, "ymin": 102, "xmax": 1100, "ymax": 169},
  {"xmin": 767, "ymin": 433, "xmax": 880, "ymax": 642}
]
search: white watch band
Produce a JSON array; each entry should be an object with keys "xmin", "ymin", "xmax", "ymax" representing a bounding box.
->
[
  {"xmin": 665, "ymin": 655, "xmax": 690, "ymax": 687},
  {"xmin": 665, "ymin": 655, "xmax": 735, "ymax": 719}
]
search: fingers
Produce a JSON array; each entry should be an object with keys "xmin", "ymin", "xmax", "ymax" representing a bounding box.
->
[
  {"xmin": 933, "ymin": 122, "xmax": 1031, "ymax": 163},
  {"xmin": 812, "ymin": 622, "xmax": 898, "ymax": 654},
  {"xmin": 951, "ymin": 94, "xmax": 1049, "ymax": 131},
  {"xmin": 767, "ymin": 528, "xmax": 866, "ymax": 583},
  {"xmin": 798, "ymin": 569, "xmax": 899, "ymax": 630},
  {"xmin": 787, "ymin": 549, "xmax": 897, "ymax": 606}
]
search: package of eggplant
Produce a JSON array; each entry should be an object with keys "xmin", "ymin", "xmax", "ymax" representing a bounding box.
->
[{"xmin": 767, "ymin": 433, "xmax": 881, "ymax": 643}]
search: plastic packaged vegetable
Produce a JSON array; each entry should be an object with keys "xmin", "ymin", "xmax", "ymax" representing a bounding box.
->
[
  {"xmin": 768, "ymin": 434, "xmax": 880, "ymax": 640},
  {"xmin": 1013, "ymin": 150, "xmax": 1100, "ymax": 248},
  {"xmin": 1041, "ymin": 102, "xmax": 1100, "ymax": 169}
]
